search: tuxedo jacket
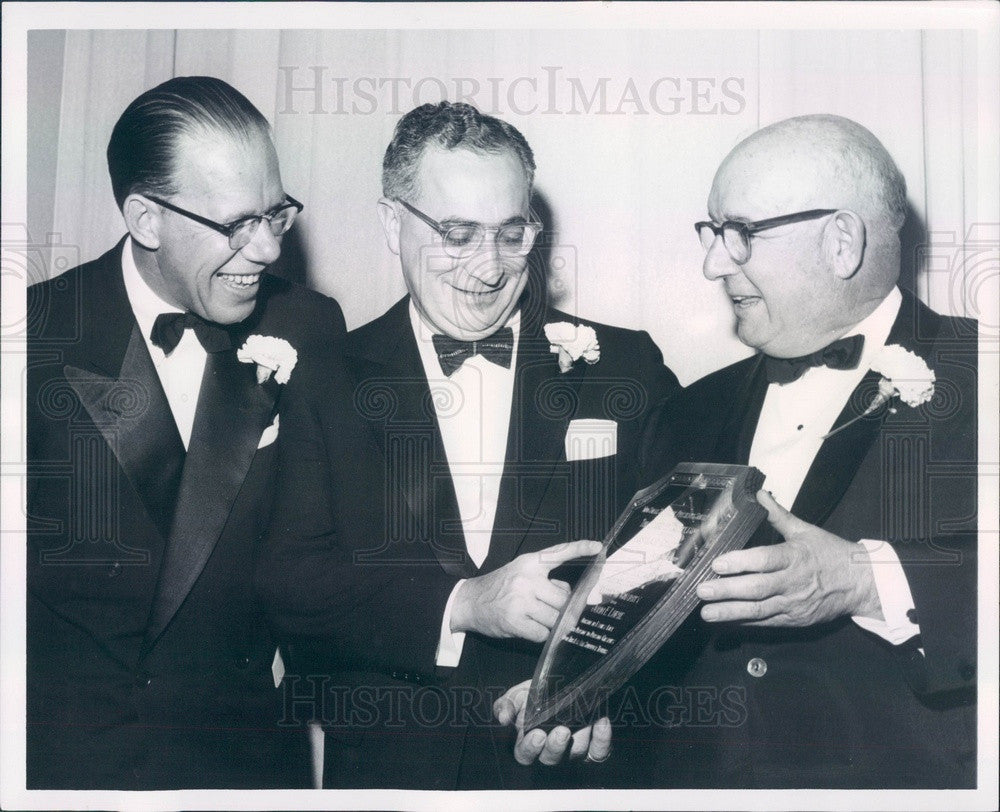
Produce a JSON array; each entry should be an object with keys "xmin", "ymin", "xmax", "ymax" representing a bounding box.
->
[
  {"xmin": 25, "ymin": 239, "xmax": 343, "ymax": 789},
  {"xmin": 634, "ymin": 289, "xmax": 977, "ymax": 788},
  {"xmin": 259, "ymin": 293, "xmax": 679, "ymax": 789}
]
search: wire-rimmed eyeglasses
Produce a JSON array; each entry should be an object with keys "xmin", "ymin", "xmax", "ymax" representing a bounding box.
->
[{"xmin": 397, "ymin": 199, "xmax": 542, "ymax": 258}]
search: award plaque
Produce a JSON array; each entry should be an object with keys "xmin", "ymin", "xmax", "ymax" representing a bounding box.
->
[{"xmin": 522, "ymin": 463, "xmax": 766, "ymax": 731}]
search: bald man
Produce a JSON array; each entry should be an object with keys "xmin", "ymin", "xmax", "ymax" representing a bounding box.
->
[{"xmin": 636, "ymin": 114, "xmax": 977, "ymax": 788}]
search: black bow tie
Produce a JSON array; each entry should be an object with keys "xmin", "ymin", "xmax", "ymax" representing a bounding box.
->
[
  {"xmin": 763, "ymin": 334, "xmax": 865, "ymax": 384},
  {"xmin": 150, "ymin": 312, "xmax": 233, "ymax": 355},
  {"xmin": 432, "ymin": 328, "xmax": 514, "ymax": 376}
]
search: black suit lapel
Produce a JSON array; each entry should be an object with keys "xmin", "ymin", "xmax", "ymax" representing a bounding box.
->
[
  {"xmin": 143, "ymin": 348, "xmax": 277, "ymax": 648},
  {"xmin": 63, "ymin": 326, "xmax": 186, "ymax": 541},
  {"xmin": 790, "ymin": 368, "xmax": 887, "ymax": 525},
  {"xmin": 705, "ymin": 355, "xmax": 784, "ymax": 548},
  {"xmin": 348, "ymin": 299, "xmax": 471, "ymax": 578},
  {"xmin": 790, "ymin": 290, "xmax": 941, "ymax": 527},
  {"xmin": 711, "ymin": 351, "xmax": 882, "ymax": 541},
  {"xmin": 60, "ymin": 242, "xmax": 186, "ymax": 543},
  {"xmin": 501, "ymin": 306, "xmax": 588, "ymax": 563},
  {"xmin": 716, "ymin": 355, "xmax": 768, "ymax": 464}
]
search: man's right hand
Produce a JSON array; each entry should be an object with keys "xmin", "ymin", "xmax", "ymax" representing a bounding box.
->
[{"xmin": 450, "ymin": 540, "xmax": 602, "ymax": 642}]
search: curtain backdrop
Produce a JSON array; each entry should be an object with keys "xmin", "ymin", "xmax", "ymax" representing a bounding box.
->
[{"xmin": 27, "ymin": 28, "xmax": 983, "ymax": 383}]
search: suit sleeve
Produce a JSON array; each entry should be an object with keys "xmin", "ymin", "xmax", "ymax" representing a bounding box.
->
[
  {"xmin": 633, "ymin": 330, "xmax": 680, "ymax": 418},
  {"xmin": 614, "ymin": 330, "xmax": 681, "ymax": 507},
  {"xmin": 255, "ymin": 338, "xmax": 459, "ymax": 680}
]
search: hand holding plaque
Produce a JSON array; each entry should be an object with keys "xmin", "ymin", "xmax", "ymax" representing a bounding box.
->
[
  {"xmin": 697, "ymin": 490, "xmax": 882, "ymax": 626},
  {"xmin": 494, "ymin": 679, "xmax": 613, "ymax": 765},
  {"xmin": 523, "ymin": 463, "xmax": 767, "ymax": 732},
  {"xmin": 452, "ymin": 539, "xmax": 604, "ymax": 642}
]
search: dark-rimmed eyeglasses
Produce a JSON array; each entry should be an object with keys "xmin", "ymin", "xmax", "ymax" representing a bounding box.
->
[
  {"xmin": 695, "ymin": 209, "xmax": 838, "ymax": 265},
  {"xmin": 146, "ymin": 194, "xmax": 304, "ymax": 251},
  {"xmin": 397, "ymin": 199, "xmax": 542, "ymax": 258}
]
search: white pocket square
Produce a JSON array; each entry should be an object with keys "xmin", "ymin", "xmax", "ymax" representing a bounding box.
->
[
  {"xmin": 257, "ymin": 414, "xmax": 280, "ymax": 449},
  {"xmin": 565, "ymin": 418, "xmax": 617, "ymax": 461}
]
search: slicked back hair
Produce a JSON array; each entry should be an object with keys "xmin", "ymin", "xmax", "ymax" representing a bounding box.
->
[
  {"xmin": 382, "ymin": 101, "xmax": 536, "ymax": 201},
  {"xmin": 106, "ymin": 76, "xmax": 272, "ymax": 209}
]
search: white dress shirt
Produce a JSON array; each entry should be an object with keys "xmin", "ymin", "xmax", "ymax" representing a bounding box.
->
[
  {"xmin": 121, "ymin": 238, "xmax": 206, "ymax": 450},
  {"xmin": 408, "ymin": 303, "xmax": 520, "ymax": 667},
  {"xmin": 749, "ymin": 287, "xmax": 919, "ymax": 644}
]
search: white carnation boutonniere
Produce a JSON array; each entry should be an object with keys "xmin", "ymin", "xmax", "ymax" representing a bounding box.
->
[
  {"xmin": 823, "ymin": 344, "xmax": 935, "ymax": 439},
  {"xmin": 237, "ymin": 335, "xmax": 298, "ymax": 385},
  {"xmin": 544, "ymin": 322, "xmax": 601, "ymax": 374}
]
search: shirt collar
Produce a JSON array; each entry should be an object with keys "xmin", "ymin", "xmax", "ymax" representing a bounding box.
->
[
  {"xmin": 846, "ymin": 286, "xmax": 902, "ymax": 370},
  {"xmin": 121, "ymin": 236, "xmax": 185, "ymax": 343}
]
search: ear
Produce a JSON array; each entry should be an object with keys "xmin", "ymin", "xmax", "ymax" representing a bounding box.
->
[
  {"xmin": 376, "ymin": 197, "xmax": 401, "ymax": 256},
  {"xmin": 122, "ymin": 194, "xmax": 161, "ymax": 251},
  {"xmin": 824, "ymin": 210, "xmax": 866, "ymax": 279}
]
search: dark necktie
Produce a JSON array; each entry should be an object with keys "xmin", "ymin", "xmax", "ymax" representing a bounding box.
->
[
  {"xmin": 150, "ymin": 312, "xmax": 233, "ymax": 355},
  {"xmin": 432, "ymin": 327, "xmax": 514, "ymax": 376},
  {"xmin": 763, "ymin": 334, "xmax": 865, "ymax": 384}
]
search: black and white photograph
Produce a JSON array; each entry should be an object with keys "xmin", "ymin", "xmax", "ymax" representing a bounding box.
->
[{"xmin": 1, "ymin": 2, "xmax": 997, "ymax": 810}]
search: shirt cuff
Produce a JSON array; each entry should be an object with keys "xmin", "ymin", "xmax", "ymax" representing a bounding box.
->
[
  {"xmin": 851, "ymin": 539, "xmax": 921, "ymax": 646},
  {"xmin": 435, "ymin": 579, "xmax": 468, "ymax": 667}
]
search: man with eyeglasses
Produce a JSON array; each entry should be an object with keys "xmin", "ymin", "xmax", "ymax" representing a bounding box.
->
[
  {"xmin": 636, "ymin": 114, "xmax": 977, "ymax": 787},
  {"xmin": 259, "ymin": 101, "xmax": 679, "ymax": 789},
  {"xmin": 25, "ymin": 76, "xmax": 345, "ymax": 788}
]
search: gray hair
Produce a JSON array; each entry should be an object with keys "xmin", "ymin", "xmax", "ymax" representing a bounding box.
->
[{"xmin": 382, "ymin": 101, "xmax": 535, "ymax": 200}]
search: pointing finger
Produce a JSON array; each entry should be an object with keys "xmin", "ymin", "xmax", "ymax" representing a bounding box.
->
[{"xmin": 538, "ymin": 539, "xmax": 603, "ymax": 569}]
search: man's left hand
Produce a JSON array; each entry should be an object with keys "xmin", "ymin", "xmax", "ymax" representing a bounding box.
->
[
  {"xmin": 494, "ymin": 679, "xmax": 612, "ymax": 766},
  {"xmin": 695, "ymin": 490, "xmax": 883, "ymax": 627}
]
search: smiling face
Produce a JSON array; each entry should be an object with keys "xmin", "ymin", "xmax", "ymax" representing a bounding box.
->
[
  {"xmin": 139, "ymin": 128, "xmax": 286, "ymax": 325},
  {"xmin": 387, "ymin": 145, "xmax": 532, "ymax": 341},
  {"xmin": 702, "ymin": 142, "xmax": 851, "ymax": 358}
]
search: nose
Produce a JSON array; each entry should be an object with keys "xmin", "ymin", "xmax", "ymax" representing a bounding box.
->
[
  {"xmin": 467, "ymin": 239, "xmax": 507, "ymax": 288},
  {"xmin": 702, "ymin": 233, "xmax": 739, "ymax": 281},
  {"xmin": 241, "ymin": 222, "xmax": 282, "ymax": 266}
]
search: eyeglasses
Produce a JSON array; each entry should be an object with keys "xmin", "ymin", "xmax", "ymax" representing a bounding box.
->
[
  {"xmin": 397, "ymin": 199, "xmax": 542, "ymax": 258},
  {"xmin": 146, "ymin": 194, "xmax": 304, "ymax": 251},
  {"xmin": 695, "ymin": 209, "xmax": 838, "ymax": 265}
]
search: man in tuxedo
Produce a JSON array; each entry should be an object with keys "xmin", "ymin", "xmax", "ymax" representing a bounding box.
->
[
  {"xmin": 26, "ymin": 76, "xmax": 342, "ymax": 788},
  {"xmin": 638, "ymin": 114, "xmax": 977, "ymax": 787},
  {"xmin": 259, "ymin": 101, "xmax": 679, "ymax": 788}
]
